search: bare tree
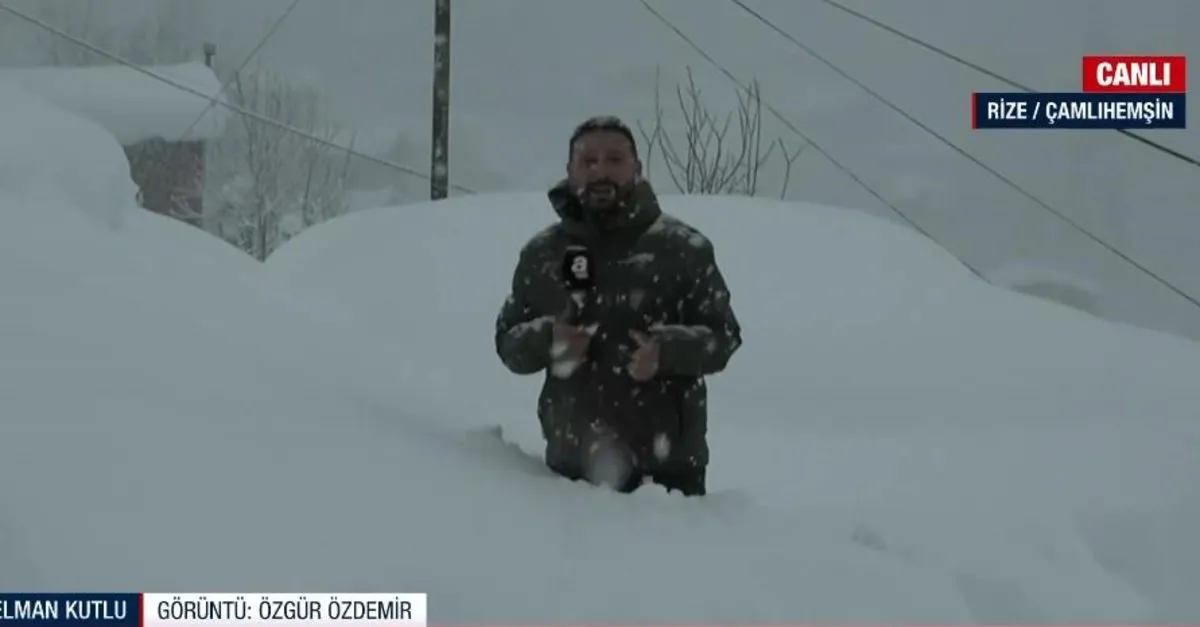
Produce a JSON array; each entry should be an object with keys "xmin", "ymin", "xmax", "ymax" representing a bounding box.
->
[
  {"xmin": 637, "ymin": 66, "xmax": 803, "ymax": 199},
  {"xmin": 204, "ymin": 65, "xmax": 350, "ymax": 261}
]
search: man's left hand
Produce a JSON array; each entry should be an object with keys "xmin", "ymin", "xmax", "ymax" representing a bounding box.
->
[{"xmin": 627, "ymin": 330, "xmax": 660, "ymax": 382}]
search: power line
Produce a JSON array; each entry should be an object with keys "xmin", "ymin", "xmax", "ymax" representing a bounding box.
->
[
  {"xmin": 636, "ymin": 0, "xmax": 986, "ymax": 280},
  {"xmin": 176, "ymin": 0, "xmax": 303, "ymax": 142},
  {"xmin": 0, "ymin": 1, "xmax": 477, "ymax": 194},
  {"xmin": 815, "ymin": 0, "xmax": 1200, "ymax": 168},
  {"xmin": 730, "ymin": 0, "xmax": 1200, "ymax": 312}
]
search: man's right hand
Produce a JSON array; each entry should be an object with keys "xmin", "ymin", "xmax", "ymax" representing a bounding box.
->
[
  {"xmin": 549, "ymin": 321, "xmax": 596, "ymax": 377},
  {"xmin": 551, "ymin": 321, "xmax": 596, "ymax": 361}
]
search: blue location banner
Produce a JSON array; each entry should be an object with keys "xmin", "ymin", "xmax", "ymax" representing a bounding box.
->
[
  {"xmin": 972, "ymin": 92, "xmax": 1186, "ymax": 129},
  {"xmin": 0, "ymin": 593, "xmax": 140, "ymax": 627}
]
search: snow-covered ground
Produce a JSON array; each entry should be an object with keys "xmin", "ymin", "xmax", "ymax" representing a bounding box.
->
[
  {"xmin": 3, "ymin": 77, "xmax": 1200, "ymax": 622},
  {"xmin": 267, "ymin": 187, "xmax": 1200, "ymax": 622},
  {"xmin": 988, "ymin": 260, "xmax": 1104, "ymax": 316}
]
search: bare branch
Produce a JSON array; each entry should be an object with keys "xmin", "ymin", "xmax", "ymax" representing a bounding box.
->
[
  {"xmin": 637, "ymin": 66, "xmax": 806, "ymax": 198},
  {"xmin": 203, "ymin": 66, "xmax": 352, "ymax": 259}
]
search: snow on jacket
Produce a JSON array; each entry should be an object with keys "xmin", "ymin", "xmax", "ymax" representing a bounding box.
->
[{"xmin": 494, "ymin": 179, "xmax": 742, "ymax": 474}]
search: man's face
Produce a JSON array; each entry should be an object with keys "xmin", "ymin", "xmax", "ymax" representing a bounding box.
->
[{"xmin": 567, "ymin": 130, "xmax": 640, "ymax": 210}]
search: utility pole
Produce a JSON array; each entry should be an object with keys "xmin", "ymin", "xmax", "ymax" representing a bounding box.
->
[{"xmin": 430, "ymin": 0, "xmax": 451, "ymax": 200}]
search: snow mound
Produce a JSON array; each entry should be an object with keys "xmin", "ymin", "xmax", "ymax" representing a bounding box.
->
[
  {"xmin": 268, "ymin": 191, "xmax": 1200, "ymax": 427},
  {"xmin": 0, "ymin": 81, "xmax": 138, "ymax": 228},
  {"xmin": 989, "ymin": 260, "xmax": 1103, "ymax": 315},
  {"xmin": 0, "ymin": 62, "xmax": 227, "ymax": 144},
  {"xmin": 267, "ymin": 190, "xmax": 1200, "ymax": 622},
  {"xmin": 0, "ymin": 75, "xmax": 978, "ymax": 623},
  {"xmin": 991, "ymin": 259, "xmax": 1103, "ymax": 291}
]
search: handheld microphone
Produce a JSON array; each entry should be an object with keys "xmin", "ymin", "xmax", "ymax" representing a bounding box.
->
[{"xmin": 561, "ymin": 245, "xmax": 594, "ymax": 323}]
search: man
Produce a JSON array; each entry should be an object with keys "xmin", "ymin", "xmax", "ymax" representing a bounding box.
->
[{"xmin": 493, "ymin": 116, "xmax": 742, "ymax": 497}]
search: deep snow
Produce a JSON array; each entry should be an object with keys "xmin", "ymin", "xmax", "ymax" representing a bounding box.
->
[
  {"xmin": 0, "ymin": 70, "xmax": 977, "ymax": 624},
  {"xmin": 0, "ymin": 62, "xmax": 226, "ymax": 143},
  {"xmin": 267, "ymin": 188, "xmax": 1200, "ymax": 622},
  {"xmin": 2, "ymin": 77, "xmax": 1199, "ymax": 622}
]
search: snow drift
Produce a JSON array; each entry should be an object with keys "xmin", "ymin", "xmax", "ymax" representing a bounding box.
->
[
  {"xmin": 0, "ymin": 62, "xmax": 227, "ymax": 144},
  {"xmin": 0, "ymin": 82, "xmax": 139, "ymax": 229},
  {"xmin": 2, "ymin": 69, "xmax": 1197, "ymax": 621},
  {"xmin": 0, "ymin": 76, "xmax": 1014, "ymax": 622},
  {"xmin": 989, "ymin": 260, "xmax": 1104, "ymax": 316},
  {"xmin": 267, "ymin": 187, "xmax": 1200, "ymax": 621}
]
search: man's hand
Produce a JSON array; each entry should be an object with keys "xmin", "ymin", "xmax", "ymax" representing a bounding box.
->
[
  {"xmin": 550, "ymin": 321, "xmax": 596, "ymax": 378},
  {"xmin": 627, "ymin": 330, "xmax": 660, "ymax": 382},
  {"xmin": 552, "ymin": 321, "xmax": 595, "ymax": 361}
]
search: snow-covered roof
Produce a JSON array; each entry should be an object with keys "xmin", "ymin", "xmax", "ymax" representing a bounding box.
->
[{"xmin": 0, "ymin": 62, "xmax": 228, "ymax": 145}]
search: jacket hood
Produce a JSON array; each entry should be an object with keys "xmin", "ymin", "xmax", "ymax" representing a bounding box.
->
[{"xmin": 547, "ymin": 179, "xmax": 662, "ymax": 240}]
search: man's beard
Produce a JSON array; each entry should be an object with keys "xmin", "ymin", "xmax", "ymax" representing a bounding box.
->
[{"xmin": 578, "ymin": 180, "xmax": 627, "ymax": 210}]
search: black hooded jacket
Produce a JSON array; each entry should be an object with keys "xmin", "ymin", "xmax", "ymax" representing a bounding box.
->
[{"xmin": 494, "ymin": 180, "xmax": 742, "ymax": 474}]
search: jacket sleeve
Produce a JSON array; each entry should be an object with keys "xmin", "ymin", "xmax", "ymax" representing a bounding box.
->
[
  {"xmin": 495, "ymin": 246, "xmax": 555, "ymax": 375},
  {"xmin": 652, "ymin": 241, "xmax": 743, "ymax": 376}
]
